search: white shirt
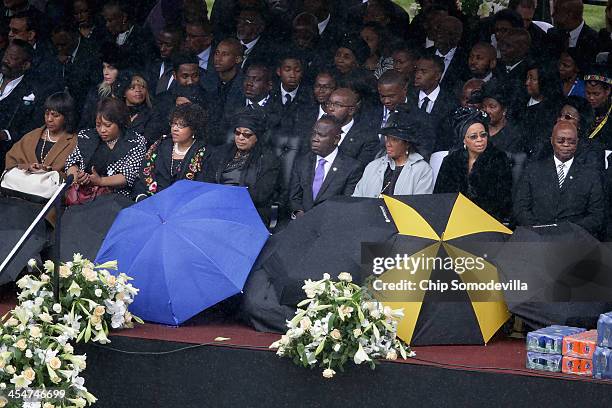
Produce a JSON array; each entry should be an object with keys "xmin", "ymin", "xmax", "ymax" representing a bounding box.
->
[
  {"xmin": 554, "ymin": 156, "xmax": 574, "ymax": 180},
  {"xmin": 425, "ymin": 37, "xmax": 435, "ymax": 49},
  {"xmin": 315, "ymin": 147, "xmax": 339, "ymax": 180},
  {"xmin": 435, "ymin": 47, "xmax": 457, "ymax": 79},
  {"xmin": 482, "ymin": 72, "xmax": 493, "ymax": 82},
  {"xmin": 281, "ymin": 84, "xmax": 299, "ymax": 105},
  {"xmin": 339, "ymin": 119, "xmax": 354, "ymax": 145},
  {"xmin": 505, "ymin": 60, "xmax": 524, "ymax": 73},
  {"xmin": 317, "ymin": 104, "xmax": 326, "ymax": 120},
  {"xmin": 116, "ymin": 25, "xmax": 134, "ymax": 46},
  {"xmin": 246, "ymin": 94, "xmax": 270, "ymax": 107},
  {"xmin": 418, "ymin": 86, "xmax": 441, "ymax": 114},
  {"xmin": 241, "ymin": 36, "xmax": 260, "ymax": 56},
  {"xmin": 568, "ymin": 21, "xmax": 585, "ymax": 48},
  {"xmin": 198, "ymin": 46, "xmax": 211, "ymax": 70},
  {"xmin": 527, "ymin": 97, "xmax": 541, "ymax": 107},
  {"xmin": 318, "ymin": 14, "xmax": 331, "ymax": 35}
]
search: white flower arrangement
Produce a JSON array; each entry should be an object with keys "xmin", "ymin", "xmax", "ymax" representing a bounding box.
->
[
  {"xmin": 0, "ymin": 254, "xmax": 142, "ymax": 406},
  {"xmin": 270, "ymin": 273, "xmax": 413, "ymax": 378},
  {"xmin": 460, "ymin": 0, "xmax": 508, "ymax": 17}
]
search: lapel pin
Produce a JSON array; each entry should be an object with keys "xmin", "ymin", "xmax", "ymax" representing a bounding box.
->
[
  {"xmin": 332, "ymin": 167, "xmax": 337, "ymax": 172},
  {"xmin": 569, "ymin": 176, "xmax": 573, "ymax": 180}
]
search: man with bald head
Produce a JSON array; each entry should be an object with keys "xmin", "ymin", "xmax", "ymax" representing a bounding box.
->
[
  {"xmin": 514, "ymin": 122, "xmax": 605, "ymax": 237},
  {"xmin": 548, "ymin": 0, "xmax": 598, "ymax": 67},
  {"xmin": 324, "ymin": 87, "xmax": 379, "ymax": 165},
  {"xmin": 432, "ymin": 15, "xmax": 470, "ymax": 91}
]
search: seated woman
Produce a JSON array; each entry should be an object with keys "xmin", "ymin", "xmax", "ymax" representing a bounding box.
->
[
  {"xmin": 353, "ymin": 107, "xmax": 434, "ymax": 197},
  {"xmin": 333, "ymin": 34, "xmax": 378, "ymax": 106},
  {"xmin": 133, "ymin": 103, "xmax": 208, "ymax": 201},
  {"xmin": 434, "ymin": 108, "xmax": 513, "ymax": 222},
  {"xmin": 360, "ymin": 22, "xmax": 394, "ymax": 79},
  {"xmin": 480, "ymin": 80, "xmax": 524, "ymax": 154},
  {"xmin": 559, "ymin": 49, "xmax": 586, "ymax": 98},
  {"xmin": 5, "ymin": 92, "xmax": 77, "ymax": 176},
  {"xmin": 117, "ymin": 71, "xmax": 153, "ymax": 136},
  {"xmin": 206, "ymin": 112, "xmax": 280, "ymax": 222},
  {"xmin": 78, "ymin": 43, "xmax": 128, "ymax": 129},
  {"xmin": 66, "ymin": 97, "xmax": 146, "ymax": 198}
]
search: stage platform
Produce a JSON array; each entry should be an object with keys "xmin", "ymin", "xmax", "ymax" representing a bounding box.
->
[{"xmin": 1, "ymin": 298, "xmax": 611, "ymax": 407}]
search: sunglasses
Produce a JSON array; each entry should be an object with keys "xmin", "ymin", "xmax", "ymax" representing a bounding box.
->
[
  {"xmin": 558, "ymin": 113, "xmax": 579, "ymax": 121},
  {"xmin": 466, "ymin": 132, "xmax": 489, "ymax": 140},
  {"xmin": 234, "ymin": 129, "xmax": 255, "ymax": 138}
]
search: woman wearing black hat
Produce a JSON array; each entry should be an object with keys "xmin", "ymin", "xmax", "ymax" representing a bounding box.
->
[
  {"xmin": 585, "ymin": 65, "xmax": 612, "ymax": 150},
  {"xmin": 205, "ymin": 112, "xmax": 280, "ymax": 223},
  {"xmin": 333, "ymin": 34, "xmax": 378, "ymax": 104},
  {"xmin": 480, "ymin": 80, "xmax": 524, "ymax": 154},
  {"xmin": 78, "ymin": 43, "xmax": 129, "ymax": 130},
  {"xmin": 133, "ymin": 103, "xmax": 208, "ymax": 201},
  {"xmin": 434, "ymin": 108, "xmax": 513, "ymax": 222},
  {"xmin": 353, "ymin": 107, "xmax": 434, "ymax": 197}
]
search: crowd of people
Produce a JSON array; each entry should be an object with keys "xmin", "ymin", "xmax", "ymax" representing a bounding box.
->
[{"xmin": 0, "ymin": 0, "xmax": 611, "ymax": 239}]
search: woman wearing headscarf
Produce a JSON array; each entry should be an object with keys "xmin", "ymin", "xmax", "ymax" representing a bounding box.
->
[
  {"xmin": 480, "ymin": 80, "xmax": 524, "ymax": 154},
  {"xmin": 206, "ymin": 111, "xmax": 280, "ymax": 222},
  {"xmin": 353, "ymin": 106, "xmax": 434, "ymax": 197},
  {"xmin": 434, "ymin": 107, "xmax": 513, "ymax": 222},
  {"xmin": 66, "ymin": 97, "xmax": 146, "ymax": 198},
  {"xmin": 133, "ymin": 103, "xmax": 208, "ymax": 201},
  {"xmin": 5, "ymin": 92, "xmax": 78, "ymax": 176},
  {"xmin": 333, "ymin": 34, "xmax": 378, "ymax": 106}
]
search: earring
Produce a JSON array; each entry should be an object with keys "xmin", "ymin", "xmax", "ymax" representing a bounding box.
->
[
  {"xmin": 463, "ymin": 143, "xmax": 466, "ymax": 149},
  {"xmin": 192, "ymin": 134, "xmax": 195, "ymax": 139}
]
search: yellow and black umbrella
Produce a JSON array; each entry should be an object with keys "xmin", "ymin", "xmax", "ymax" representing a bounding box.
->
[{"xmin": 369, "ymin": 193, "xmax": 512, "ymax": 346}]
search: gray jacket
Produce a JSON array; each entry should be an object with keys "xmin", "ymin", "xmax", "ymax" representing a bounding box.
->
[{"xmin": 352, "ymin": 152, "xmax": 434, "ymax": 197}]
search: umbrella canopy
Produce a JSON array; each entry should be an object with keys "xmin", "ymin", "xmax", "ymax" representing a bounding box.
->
[
  {"xmin": 241, "ymin": 196, "xmax": 398, "ymax": 332},
  {"xmin": 96, "ymin": 181, "xmax": 269, "ymax": 325},
  {"xmin": 0, "ymin": 197, "xmax": 47, "ymax": 284},
  {"xmin": 494, "ymin": 223, "xmax": 612, "ymax": 330},
  {"xmin": 373, "ymin": 193, "xmax": 512, "ymax": 346},
  {"xmin": 59, "ymin": 194, "xmax": 134, "ymax": 261}
]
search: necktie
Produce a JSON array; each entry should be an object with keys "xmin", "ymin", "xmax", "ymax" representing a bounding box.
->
[
  {"xmin": 312, "ymin": 158, "xmax": 326, "ymax": 199},
  {"xmin": 557, "ymin": 163, "xmax": 566, "ymax": 188},
  {"xmin": 156, "ymin": 69, "xmax": 173, "ymax": 95},
  {"xmin": 285, "ymin": 93, "xmax": 292, "ymax": 105},
  {"xmin": 420, "ymin": 97, "xmax": 430, "ymax": 113}
]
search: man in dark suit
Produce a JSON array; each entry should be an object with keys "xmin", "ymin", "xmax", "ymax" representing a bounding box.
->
[
  {"xmin": 0, "ymin": 40, "xmax": 43, "ymax": 170},
  {"xmin": 50, "ymin": 24, "xmax": 100, "ymax": 114},
  {"xmin": 289, "ymin": 114, "xmax": 363, "ymax": 217},
  {"xmin": 201, "ymin": 38, "xmax": 245, "ymax": 146},
  {"xmin": 509, "ymin": 0, "xmax": 548, "ymax": 51},
  {"xmin": 432, "ymin": 16, "xmax": 470, "ymax": 93},
  {"xmin": 302, "ymin": 0, "xmax": 344, "ymax": 48},
  {"xmin": 9, "ymin": 11, "xmax": 64, "ymax": 94},
  {"xmin": 549, "ymin": 0, "xmax": 599, "ymax": 67},
  {"xmin": 184, "ymin": 17, "xmax": 214, "ymax": 75},
  {"xmin": 237, "ymin": 8, "xmax": 279, "ymax": 71},
  {"xmin": 513, "ymin": 122, "xmax": 605, "ymax": 237},
  {"xmin": 101, "ymin": 1, "xmax": 156, "ymax": 69},
  {"xmin": 324, "ymin": 88, "xmax": 379, "ymax": 166},
  {"xmin": 146, "ymin": 24, "xmax": 184, "ymax": 96}
]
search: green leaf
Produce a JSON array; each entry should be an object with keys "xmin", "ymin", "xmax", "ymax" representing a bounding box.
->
[
  {"xmin": 84, "ymin": 320, "xmax": 92, "ymax": 342},
  {"xmin": 76, "ymin": 328, "xmax": 85, "ymax": 343},
  {"xmin": 297, "ymin": 343, "xmax": 308, "ymax": 367},
  {"xmin": 357, "ymin": 307, "xmax": 365, "ymax": 323},
  {"xmin": 314, "ymin": 339, "xmax": 326, "ymax": 356},
  {"xmin": 296, "ymin": 298, "xmax": 314, "ymax": 308}
]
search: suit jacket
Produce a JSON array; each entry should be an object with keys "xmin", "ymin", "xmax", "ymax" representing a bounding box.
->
[
  {"xmin": 493, "ymin": 59, "xmax": 529, "ymax": 118},
  {"xmin": 62, "ymin": 39, "xmax": 101, "ymax": 114},
  {"xmin": 31, "ymin": 41, "xmax": 65, "ymax": 97},
  {"xmin": 513, "ymin": 156, "xmax": 605, "ymax": 237},
  {"xmin": 289, "ymin": 150, "xmax": 363, "ymax": 213},
  {"xmin": 409, "ymin": 87, "xmax": 457, "ymax": 158},
  {"xmin": 338, "ymin": 120, "xmax": 380, "ymax": 167},
  {"xmin": 201, "ymin": 70, "xmax": 246, "ymax": 146},
  {"xmin": 116, "ymin": 25, "xmax": 156, "ymax": 71},
  {"xmin": 0, "ymin": 75, "xmax": 44, "ymax": 170},
  {"xmin": 435, "ymin": 47, "xmax": 471, "ymax": 95},
  {"xmin": 546, "ymin": 24, "xmax": 599, "ymax": 67}
]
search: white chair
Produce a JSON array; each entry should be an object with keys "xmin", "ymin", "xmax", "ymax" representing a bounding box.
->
[{"xmin": 429, "ymin": 151, "xmax": 449, "ymax": 185}]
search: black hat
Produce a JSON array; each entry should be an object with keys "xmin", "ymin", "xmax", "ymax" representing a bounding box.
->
[
  {"xmin": 452, "ymin": 107, "xmax": 490, "ymax": 141},
  {"xmin": 234, "ymin": 111, "xmax": 265, "ymax": 137},
  {"xmin": 584, "ymin": 64, "xmax": 612, "ymax": 87},
  {"xmin": 379, "ymin": 105, "xmax": 420, "ymax": 145},
  {"xmin": 100, "ymin": 42, "xmax": 129, "ymax": 71},
  {"xmin": 173, "ymin": 84, "xmax": 207, "ymax": 106},
  {"xmin": 338, "ymin": 34, "xmax": 370, "ymax": 65},
  {"xmin": 480, "ymin": 79, "xmax": 508, "ymax": 107}
]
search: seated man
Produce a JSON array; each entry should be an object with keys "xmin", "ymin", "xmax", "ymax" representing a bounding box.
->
[
  {"xmin": 288, "ymin": 115, "xmax": 363, "ymax": 218},
  {"xmin": 513, "ymin": 122, "xmax": 605, "ymax": 237}
]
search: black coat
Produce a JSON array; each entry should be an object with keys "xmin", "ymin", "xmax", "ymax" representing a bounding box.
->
[
  {"xmin": 289, "ymin": 150, "xmax": 363, "ymax": 213},
  {"xmin": 434, "ymin": 47, "xmax": 471, "ymax": 95},
  {"xmin": 206, "ymin": 143, "xmax": 280, "ymax": 219},
  {"xmin": 61, "ymin": 40, "xmax": 101, "ymax": 115},
  {"xmin": 0, "ymin": 75, "xmax": 44, "ymax": 171},
  {"xmin": 132, "ymin": 137, "xmax": 208, "ymax": 198},
  {"xmin": 490, "ymin": 121, "xmax": 525, "ymax": 154},
  {"xmin": 434, "ymin": 146, "xmax": 513, "ymax": 221},
  {"xmin": 201, "ymin": 70, "xmax": 246, "ymax": 146},
  {"xmin": 513, "ymin": 156, "xmax": 606, "ymax": 237}
]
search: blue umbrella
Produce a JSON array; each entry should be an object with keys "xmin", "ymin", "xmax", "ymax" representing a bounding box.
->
[{"xmin": 95, "ymin": 180, "xmax": 270, "ymax": 325}]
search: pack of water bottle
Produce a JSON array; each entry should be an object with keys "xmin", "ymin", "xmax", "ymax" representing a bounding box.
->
[
  {"xmin": 526, "ymin": 326, "xmax": 586, "ymax": 372},
  {"xmin": 593, "ymin": 312, "xmax": 612, "ymax": 380}
]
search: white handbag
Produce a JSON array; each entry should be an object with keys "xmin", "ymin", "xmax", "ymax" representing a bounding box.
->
[{"xmin": 0, "ymin": 168, "xmax": 61, "ymax": 203}]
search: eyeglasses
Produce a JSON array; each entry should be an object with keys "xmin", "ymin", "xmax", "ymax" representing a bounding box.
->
[
  {"xmin": 466, "ymin": 132, "xmax": 488, "ymax": 140},
  {"xmin": 171, "ymin": 122, "xmax": 188, "ymax": 129},
  {"xmin": 558, "ymin": 113, "xmax": 579, "ymax": 121},
  {"xmin": 325, "ymin": 101, "xmax": 354, "ymax": 109},
  {"xmin": 234, "ymin": 129, "xmax": 255, "ymax": 138}
]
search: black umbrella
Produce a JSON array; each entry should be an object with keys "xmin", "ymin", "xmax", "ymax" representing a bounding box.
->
[
  {"xmin": 58, "ymin": 194, "xmax": 134, "ymax": 261},
  {"xmin": 494, "ymin": 223, "xmax": 612, "ymax": 330},
  {"xmin": 0, "ymin": 197, "xmax": 47, "ymax": 284},
  {"xmin": 241, "ymin": 196, "xmax": 398, "ymax": 332}
]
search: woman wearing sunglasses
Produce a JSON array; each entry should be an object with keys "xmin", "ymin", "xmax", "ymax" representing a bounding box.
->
[
  {"xmin": 206, "ymin": 111, "xmax": 280, "ymax": 223},
  {"xmin": 132, "ymin": 103, "xmax": 209, "ymax": 201},
  {"xmin": 434, "ymin": 108, "xmax": 513, "ymax": 222}
]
